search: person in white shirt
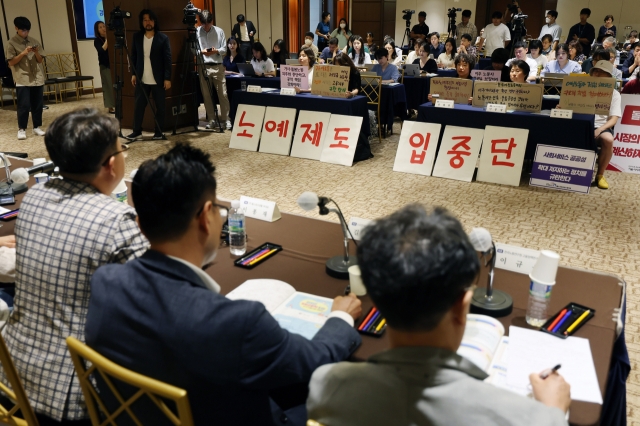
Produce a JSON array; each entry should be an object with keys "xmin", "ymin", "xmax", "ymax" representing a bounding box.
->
[
  {"xmin": 604, "ymin": 46, "xmax": 623, "ymax": 79},
  {"xmin": 437, "ymin": 38, "xmax": 456, "ymax": 69},
  {"xmin": 527, "ymin": 39, "xmax": 548, "ymax": 71},
  {"xmin": 349, "ymin": 35, "xmax": 371, "ymax": 67},
  {"xmin": 250, "ymin": 42, "xmax": 276, "ymax": 77},
  {"xmin": 384, "ymin": 38, "xmax": 403, "ymax": 67},
  {"xmin": 538, "ymin": 10, "xmax": 562, "ymax": 51},
  {"xmin": 478, "ymin": 11, "xmax": 511, "ymax": 57},
  {"xmin": 301, "ymin": 31, "xmax": 319, "ymax": 57},
  {"xmin": 506, "ymin": 41, "xmax": 538, "ymax": 81},
  {"xmin": 541, "ymin": 44, "xmax": 582, "ymax": 76},
  {"xmin": 405, "ymin": 38, "xmax": 423, "ymax": 66},
  {"xmin": 294, "ymin": 47, "xmax": 316, "ymax": 94}
]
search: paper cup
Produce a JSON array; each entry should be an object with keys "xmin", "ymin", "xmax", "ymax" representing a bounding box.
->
[
  {"xmin": 32, "ymin": 158, "xmax": 46, "ymax": 165},
  {"xmin": 111, "ymin": 179, "xmax": 128, "ymax": 203},
  {"xmin": 34, "ymin": 173, "xmax": 49, "ymax": 184},
  {"xmin": 348, "ymin": 265, "xmax": 367, "ymax": 296},
  {"xmin": 529, "ymin": 250, "xmax": 560, "ymax": 286}
]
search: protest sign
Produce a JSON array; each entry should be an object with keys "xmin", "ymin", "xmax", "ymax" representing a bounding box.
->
[
  {"xmin": 280, "ymin": 65, "xmax": 309, "ymax": 90},
  {"xmin": 610, "ymin": 94, "xmax": 640, "ymax": 174},
  {"xmin": 430, "ymin": 77, "xmax": 474, "ymax": 104},
  {"xmin": 471, "ymin": 69, "xmax": 501, "ymax": 82},
  {"xmin": 529, "ymin": 145, "xmax": 596, "ymax": 193},
  {"xmin": 472, "ymin": 82, "xmax": 544, "ymax": 112},
  {"xmin": 311, "ymin": 65, "xmax": 350, "ymax": 98},
  {"xmin": 558, "ymin": 75, "xmax": 615, "ymax": 115}
]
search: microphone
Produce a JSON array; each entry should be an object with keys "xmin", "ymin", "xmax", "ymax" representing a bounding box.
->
[
  {"xmin": 296, "ymin": 191, "xmax": 330, "ymax": 212},
  {"xmin": 469, "ymin": 227, "xmax": 493, "ymax": 253},
  {"xmin": 10, "ymin": 162, "xmax": 56, "ymax": 184}
]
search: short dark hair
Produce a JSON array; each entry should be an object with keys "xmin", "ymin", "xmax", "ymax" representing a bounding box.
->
[
  {"xmin": 528, "ymin": 39, "xmax": 542, "ymax": 50},
  {"xmin": 462, "ymin": 10, "xmax": 472, "ymax": 17},
  {"xmin": 591, "ymin": 48, "xmax": 611, "ymax": 62},
  {"xmin": 251, "ymin": 41, "xmax": 268, "ymax": 62},
  {"xmin": 513, "ymin": 41, "xmax": 527, "ymax": 50},
  {"xmin": 225, "ymin": 37, "xmax": 238, "ymax": 57},
  {"xmin": 418, "ymin": 11, "xmax": 426, "ymax": 18},
  {"xmin": 328, "ymin": 37, "xmax": 339, "ymax": 46},
  {"xmin": 374, "ymin": 48, "xmax": 388, "ymax": 61},
  {"xmin": 237, "ymin": 14, "xmax": 245, "ymax": 23},
  {"xmin": 510, "ymin": 59, "xmax": 530, "ymax": 77},
  {"xmin": 491, "ymin": 11, "xmax": 503, "ymax": 20},
  {"xmin": 454, "ymin": 53, "xmax": 475, "ymax": 73},
  {"xmin": 133, "ymin": 143, "xmax": 217, "ymax": 243},
  {"xmin": 300, "ymin": 46, "xmax": 316, "ymax": 67},
  {"xmin": 555, "ymin": 43, "xmax": 570, "ymax": 56},
  {"xmin": 630, "ymin": 30, "xmax": 638, "ymax": 38},
  {"xmin": 357, "ymin": 204, "xmax": 479, "ymax": 332},
  {"xmin": 461, "ymin": 33, "xmax": 472, "ymax": 42},
  {"xmin": 384, "ymin": 38, "xmax": 397, "ymax": 59},
  {"xmin": 322, "ymin": 12, "xmax": 330, "ymax": 20},
  {"xmin": 568, "ymin": 40, "xmax": 583, "ymax": 55},
  {"xmin": 547, "ymin": 10, "xmax": 558, "ymax": 19},
  {"xmin": 490, "ymin": 47, "xmax": 509, "ymax": 64},
  {"xmin": 305, "ymin": 31, "xmax": 314, "ymax": 38},
  {"xmin": 541, "ymin": 34, "xmax": 553, "ymax": 43},
  {"xmin": 198, "ymin": 10, "xmax": 214, "ymax": 24},
  {"xmin": 139, "ymin": 9, "xmax": 159, "ymax": 32},
  {"xmin": 429, "ymin": 32, "xmax": 440, "ymax": 40},
  {"xmin": 14, "ymin": 17, "xmax": 31, "ymax": 31},
  {"xmin": 580, "ymin": 8, "xmax": 591, "ymax": 17},
  {"xmin": 604, "ymin": 15, "xmax": 614, "ymax": 22},
  {"xmin": 45, "ymin": 108, "xmax": 118, "ymax": 175},
  {"xmin": 93, "ymin": 20, "xmax": 104, "ymax": 38},
  {"xmin": 632, "ymin": 42, "xmax": 640, "ymax": 51}
]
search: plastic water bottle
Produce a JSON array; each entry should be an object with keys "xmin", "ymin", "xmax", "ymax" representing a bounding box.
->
[
  {"xmin": 229, "ymin": 200, "xmax": 246, "ymax": 255},
  {"xmin": 525, "ymin": 250, "xmax": 560, "ymax": 327}
]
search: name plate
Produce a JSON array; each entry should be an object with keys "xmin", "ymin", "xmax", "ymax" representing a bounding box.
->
[
  {"xmin": 280, "ymin": 88, "xmax": 296, "ymax": 96},
  {"xmin": 486, "ymin": 103, "xmax": 507, "ymax": 113},
  {"xmin": 435, "ymin": 99, "xmax": 454, "ymax": 109},
  {"xmin": 550, "ymin": 108, "xmax": 573, "ymax": 119},
  {"xmin": 495, "ymin": 243, "xmax": 540, "ymax": 275},
  {"xmin": 247, "ymin": 85, "xmax": 262, "ymax": 93},
  {"xmin": 239, "ymin": 195, "xmax": 282, "ymax": 222},
  {"xmin": 348, "ymin": 217, "xmax": 373, "ymax": 241}
]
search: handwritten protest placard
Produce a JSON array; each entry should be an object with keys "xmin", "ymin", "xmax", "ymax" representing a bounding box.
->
[
  {"xmin": 311, "ymin": 65, "xmax": 350, "ymax": 98},
  {"xmin": 471, "ymin": 69, "xmax": 501, "ymax": 82},
  {"xmin": 559, "ymin": 75, "xmax": 615, "ymax": 115},
  {"xmin": 430, "ymin": 78, "xmax": 474, "ymax": 104},
  {"xmin": 280, "ymin": 65, "xmax": 310, "ymax": 90},
  {"xmin": 472, "ymin": 82, "xmax": 544, "ymax": 112}
]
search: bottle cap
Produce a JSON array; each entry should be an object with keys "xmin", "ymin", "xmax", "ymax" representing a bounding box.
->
[{"xmin": 231, "ymin": 200, "xmax": 240, "ymax": 209}]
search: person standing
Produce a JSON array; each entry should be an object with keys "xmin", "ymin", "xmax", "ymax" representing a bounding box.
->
[
  {"xmin": 599, "ymin": 15, "xmax": 616, "ymax": 39},
  {"xmin": 126, "ymin": 9, "xmax": 171, "ymax": 141},
  {"xmin": 93, "ymin": 21, "xmax": 115, "ymax": 114},
  {"xmin": 566, "ymin": 8, "xmax": 595, "ymax": 57},
  {"xmin": 477, "ymin": 12, "xmax": 511, "ymax": 57},
  {"xmin": 331, "ymin": 18, "xmax": 352, "ymax": 50},
  {"xmin": 196, "ymin": 10, "xmax": 230, "ymax": 131},
  {"xmin": 316, "ymin": 12, "xmax": 331, "ymax": 53},
  {"xmin": 232, "ymin": 14, "xmax": 256, "ymax": 62},
  {"xmin": 455, "ymin": 10, "xmax": 477, "ymax": 47},
  {"xmin": 409, "ymin": 11, "xmax": 429, "ymax": 43},
  {"xmin": 6, "ymin": 17, "xmax": 46, "ymax": 141},
  {"xmin": 538, "ymin": 10, "xmax": 562, "ymax": 52}
]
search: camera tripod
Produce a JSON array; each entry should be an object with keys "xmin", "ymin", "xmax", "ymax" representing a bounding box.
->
[{"xmin": 401, "ymin": 21, "xmax": 412, "ymax": 49}]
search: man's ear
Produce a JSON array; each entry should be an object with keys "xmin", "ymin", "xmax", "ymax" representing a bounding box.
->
[
  {"xmin": 197, "ymin": 200, "xmax": 214, "ymax": 235},
  {"xmin": 452, "ymin": 289, "xmax": 473, "ymax": 325}
]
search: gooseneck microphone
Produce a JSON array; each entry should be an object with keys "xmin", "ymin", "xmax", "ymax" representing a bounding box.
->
[{"xmin": 10, "ymin": 162, "xmax": 56, "ymax": 185}]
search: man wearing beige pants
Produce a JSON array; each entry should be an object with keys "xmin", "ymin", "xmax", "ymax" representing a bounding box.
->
[{"xmin": 197, "ymin": 10, "xmax": 230, "ymax": 130}]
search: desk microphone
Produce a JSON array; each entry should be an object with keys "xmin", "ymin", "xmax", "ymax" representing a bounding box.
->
[
  {"xmin": 10, "ymin": 162, "xmax": 56, "ymax": 185},
  {"xmin": 468, "ymin": 227, "xmax": 513, "ymax": 317}
]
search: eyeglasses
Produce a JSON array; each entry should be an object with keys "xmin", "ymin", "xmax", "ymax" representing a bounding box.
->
[
  {"xmin": 196, "ymin": 202, "xmax": 228, "ymax": 219},
  {"xmin": 102, "ymin": 143, "xmax": 129, "ymax": 166}
]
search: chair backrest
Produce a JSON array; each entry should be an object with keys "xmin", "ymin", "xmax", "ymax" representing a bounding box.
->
[
  {"xmin": 541, "ymin": 76, "xmax": 563, "ymax": 94},
  {"xmin": 66, "ymin": 337, "xmax": 194, "ymax": 426},
  {"xmin": 307, "ymin": 421, "xmax": 326, "ymax": 426},
  {"xmin": 399, "ymin": 67, "xmax": 405, "ymax": 84},
  {"xmin": 360, "ymin": 75, "xmax": 382, "ymax": 106},
  {"xmin": 58, "ymin": 52, "xmax": 80, "ymax": 77},
  {"xmin": 0, "ymin": 332, "xmax": 39, "ymax": 426},
  {"xmin": 43, "ymin": 54, "xmax": 64, "ymax": 79}
]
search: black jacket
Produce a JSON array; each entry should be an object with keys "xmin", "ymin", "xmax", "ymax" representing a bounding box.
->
[
  {"xmin": 130, "ymin": 31, "xmax": 171, "ymax": 84},
  {"xmin": 232, "ymin": 21, "xmax": 257, "ymax": 45}
]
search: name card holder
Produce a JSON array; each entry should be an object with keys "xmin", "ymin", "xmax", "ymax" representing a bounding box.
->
[
  {"xmin": 435, "ymin": 99, "xmax": 454, "ymax": 109},
  {"xmin": 348, "ymin": 217, "xmax": 373, "ymax": 241},
  {"xmin": 495, "ymin": 243, "xmax": 540, "ymax": 275},
  {"xmin": 486, "ymin": 103, "xmax": 507, "ymax": 113},
  {"xmin": 280, "ymin": 88, "xmax": 296, "ymax": 96},
  {"xmin": 239, "ymin": 195, "xmax": 282, "ymax": 222},
  {"xmin": 247, "ymin": 85, "xmax": 262, "ymax": 93},
  {"xmin": 551, "ymin": 109, "xmax": 574, "ymax": 119}
]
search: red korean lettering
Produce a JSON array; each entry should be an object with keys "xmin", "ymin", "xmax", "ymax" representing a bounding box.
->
[
  {"xmin": 237, "ymin": 111, "xmax": 255, "ymax": 138},
  {"xmin": 329, "ymin": 128, "xmax": 350, "ymax": 149},
  {"xmin": 409, "ymin": 133, "xmax": 431, "ymax": 164},
  {"xmin": 447, "ymin": 136, "xmax": 472, "ymax": 169},
  {"xmin": 265, "ymin": 120, "xmax": 290, "ymax": 138},
  {"xmin": 301, "ymin": 122, "xmax": 324, "ymax": 147},
  {"xmin": 491, "ymin": 138, "xmax": 517, "ymax": 167}
]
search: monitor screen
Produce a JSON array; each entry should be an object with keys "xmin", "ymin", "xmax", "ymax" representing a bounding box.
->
[{"xmin": 72, "ymin": 0, "xmax": 105, "ymax": 39}]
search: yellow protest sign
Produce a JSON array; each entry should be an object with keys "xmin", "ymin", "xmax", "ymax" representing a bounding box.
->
[
  {"xmin": 559, "ymin": 75, "xmax": 615, "ymax": 115},
  {"xmin": 430, "ymin": 78, "xmax": 474, "ymax": 104},
  {"xmin": 311, "ymin": 65, "xmax": 350, "ymax": 98}
]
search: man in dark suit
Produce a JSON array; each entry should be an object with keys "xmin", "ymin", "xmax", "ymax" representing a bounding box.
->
[
  {"xmin": 232, "ymin": 14, "xmax": 257, "ymax": 61},
  {"xmin": 85, "ymin": 143, "xmax": 362, "ymax": 426},
  {"xmin": 125, "ymin": 9, "xmax": 171, "ymax": 141}
]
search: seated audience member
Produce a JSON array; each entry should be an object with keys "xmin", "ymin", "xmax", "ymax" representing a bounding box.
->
[
  {"xmin": 384, "ymin": 38, "xmax": 402, "ymax": 67},
  {"xmin": 372, "ymin": 48, "xmax": 400, "ymax": 83},
  {"xmin": 582, "ymin": 48, "xmax": 609, "ymax": 74},
  {"xmin": 621, "ymin": 42, "xmax": 640, "ymax": 77},
  {"xmin": 413, "ymin": 42, "xmax": 438, "ymax": 73},
  {"xmin": 0, "ymin": 236, "xmax": 15, "ymax": 283},
  {"xmin": 319, "ymin": 37, "xmax": 339, "ymax": 63},
  {"xmin": 333, "ymin": 53, "xmax": 362, "ymax": 98},
  {"xmin": 428, "ymin": 54, "xmax": 474, "ymax": 104},
  {"xmin": 251, "ymin": 42, "xmax": 276, "ymax": 77},
  {"xmin": 269, "ymin": 39, "xmax": 289, "ymax": 68},
  {"xmin": 506, "ymin": 41, "xmax": 538, "ymax": 81},
  {"xmin": 406, "ymin": 38, "xmax": 423, "ymax": 65},
  {"xmin": 384, "ymin": 35, "xmax": 403, "ymax": 59},
  {"xmin": 86, "ymin": 144, "xmax": 362, "ymax": 425},
  {"xmin": 527, "ymin": 39, "xmax": 548, "ymax": 70},
  {"xmin": 437, "ymin": 38, "xmax": 456, "ymax": 68},
  {"xmin": 429, "ymin": 32, "xmax": 445, "ymax": 58},
  {"xmin": 541, "ymin": 34, "xmax": 554, "ymax": 56},
  {"xmin": 366, "ymin": 32, "xmax": 377, "ymax": 56},
  {"xmin": 622, "ymin": 76, "xmax": 640, "ymax": 94},
  {"xmin": 568, "ymin": 40, "xmax": 586, "ymax": 63},
  {"xmin": 623, "ymin": 30, "xmax": 638, "ymax": 51},
  {"xmin": 307, "ymin": 204, "xmax": 571, "ymax": 426},
  {"xmin": 349, "ymin": 35, "xmax": 371, "ymax": 67},
  {"xmin": 301, "ymin": 31, "xmax": 319, "ymax": 57},
  {"xmin": 457, "ymin": 34, "xmax": 477, "ymax": 60},
  {"xmin": 475, "ymin": 28, "xmax": 484, "ymax": 46},
  {"xmin": 223, "ymin": 36, "xmax": 245, "ymax": 74},
  {"xmin": 605, "ymin": 46, "xmax": 623, "ymax": 79},
  {"xmin": 509, "ymin": 59, "xmax": 530, "ymax": 83},
  {"xmin": 541, "ymin": 43, "xmax": 581, "ymax": 76},
  {"xmin": 0, "ymin": 108, "xmax": 149, "ymax": 423},
  {"xmin": 485, "ymin": 47, "xmax": 511, "ymax": 82},
  {"xmin": 601, "ymin": 36, "xmax": 620, "ymax": 64},
  {"xmin": 294, "ymin": 47, "xmax": 316, "ymax": 94}
]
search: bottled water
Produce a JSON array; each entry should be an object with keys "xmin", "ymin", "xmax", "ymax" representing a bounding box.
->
[
  {"xmin": 525, "ymin": 280, "xmax": 553, "ymax": 327},
  {"xmin": 229, "ymin": 200, "xmax": 246, "ymax": 255}
]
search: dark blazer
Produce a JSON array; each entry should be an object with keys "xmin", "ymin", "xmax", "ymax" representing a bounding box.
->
[
  {"xmin": 232, "ymin": 21, "xmax": 257, "ymax": 45},
  {"xmin": 130, "ymin": 31, "xmax": 171, "ymax": 84},
  {"xmin": 86, "ymin": 250, "xmax": 361, "ymax": 425}
]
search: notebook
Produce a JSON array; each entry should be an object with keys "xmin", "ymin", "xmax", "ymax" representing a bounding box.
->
[{"xmin": 237, "ymin": 63, "xmax": 257, "ymax": 77}]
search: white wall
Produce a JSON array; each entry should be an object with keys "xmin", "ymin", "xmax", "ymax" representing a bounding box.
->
[
  {"xmin": 213, "ymin": 0, "xmax": 284, "ymax": 49},
  {"xmin": 556, "ymin": 0, "xmax": 640, "ymax": 43},
  {"xmin": 395, "ymin": 0, "xmax": 477, "ymax": 46}
]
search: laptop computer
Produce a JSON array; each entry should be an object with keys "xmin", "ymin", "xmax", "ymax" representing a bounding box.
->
[
  {"xmin": 404, "ymin": 64, "xmax": 420, "ymax": 77},
  {"xmin": 286, "ymin": 59, "xmax": 300, "ymax": 65},
  {"xmin": 363, "ymin": 64, "xmax": 374, "ymax": 71},
  {"xmin": 237, "ymin": 63, "xmax": 257, "ymax": 77}
]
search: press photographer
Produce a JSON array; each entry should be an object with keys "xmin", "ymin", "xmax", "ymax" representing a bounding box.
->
[{"xmin": 409, "ymin": 11, "xmax": 429, "ymax": 43}]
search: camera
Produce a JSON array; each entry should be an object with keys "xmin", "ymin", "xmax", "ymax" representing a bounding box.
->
[
  {"xmin": 183, "ymin": 1, "xmax": 201, "ymax": 27},
  {"xmin": 108, "ymin": 6, "xmax": 131, "ymax": 34},
  {"xmin": 402, "ymin": 9, "xmax": 415, "ymax": 21},
  {"xmin": 513, "ymin": 13, "xmax": 529, "ymax": 21},
  {"xmin": 447, "ymin": 7, "xmax": 461, "ymax": 18}
]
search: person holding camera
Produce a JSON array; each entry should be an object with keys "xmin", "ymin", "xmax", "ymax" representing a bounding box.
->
[
  {"xmin": 6, "ymin": 17, "xmax": 46, "ymax": 141},
  {"xmin": 409, "ymin": 11, "xmax": 429, "ymax": 43}
]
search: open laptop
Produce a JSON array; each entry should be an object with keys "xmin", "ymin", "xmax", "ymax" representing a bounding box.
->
[
  {"xmin": 362, "ymin": 64, "xmax": 374, "ymax": 71},
  {"xmin": 404, "ymin": 64, "xmax": 420, "ymax": 77},
  {"xmin": 237, "ymin": 63, "xmax": 257, "ymax": 77},
  {"xmin": 285, "ymin": 59, "xmax": 300, "ymax": 65}
]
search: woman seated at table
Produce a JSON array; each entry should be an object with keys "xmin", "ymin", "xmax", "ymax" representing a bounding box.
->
[
  {"xmin": 333, "ymin": 53, "xmax": 361, "ymax": 98},
  {"xmin": 372, "ymin": 48, "xmax": 400, "ymax": 83},
  {"xmin": 384, "ymin": 39, "xmax": 403, "ymax": 67},
  {"xmin": 429, "ymin": 32, "xmax": 445, "ymax": 58},
  {"xmin": 223, "ymin": 37, "xmax": 245, "ymax": 75},
  {"xmin": 568, "ymin": 40, "xmax": 586, "ymax": 64},
  {"xmin": 366, "ymin": 32, "xmax": 377, "ymax": 57},
  {"xmin": 412, "ymin": 42, "xmax": 438, "ymax": 73},
  {"xmin": 437, "ymin": 38, "xmax": 456, "ymax": 69},
  {"xmin": 251, "ymin": 42, "xmax": 276, "ymax": 77},
  {"xmin": 294, "ymin": 47, "xmax": 316, "ymax": 94},
  {"xmin": 541, "ymin": 34, "xmax": 555, "ymax": 59},
  {"xmin": 527, "ymin": 39, "xmax": 548, "ymax": 71},
  {"xmin": 541, "ymin": 43, "xmax": 582, "ymax": 76},
  {"xmin": 348, "ymin": 35, "xmax": 371, "ymax": 67},
  {"xmin": 406, "ymin": 38, "xmax": 423, "ymax": 66},
  {"xmin": 269, "ymin": 39, "xmax": 290, "ymax": 68},
  {"xmin": 509, "ymin": 59, "xmax": 530, "ymax": 83},
  {"xmin": 428, "ymin": 53, "xmax": 475, "ymax": 104}
]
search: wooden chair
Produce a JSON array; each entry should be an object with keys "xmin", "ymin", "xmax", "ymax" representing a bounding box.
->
[
  {"xmin": 401, "ymin": 54, "xmax": 407, "ymax": 64},
  {"xmin": 399, "ymin": 67, "xmax": 405, "ymax": 84},
  {"xmin": 541, "ymin": 76, "xmax": 563, "ymax": 95},
  {"xmin": 361, "ymin": 74, "xmax": 383, "ymax": 143},
  {"xmin": 57, "ymin": 52, "xmax": 95, "ymax": 101},
  {"xmin": 0, "ymin": 332, "xmax": 39, "ymax": 425},
  {"xmin": 66, "ymin": 337, "xmax": 194, "ymax": 426},
  {"xmin": 0, "ymin": 77, "xmax": 17, "ymax": 108},
  {"xmin": 42, "ymin": 54, "xmax": 67, "ymax": 103}
]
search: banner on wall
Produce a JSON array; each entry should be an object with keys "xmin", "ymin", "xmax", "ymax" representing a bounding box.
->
[{"xmin": 609, "ymin": 94, "xmax": 640, "ymax": 174}]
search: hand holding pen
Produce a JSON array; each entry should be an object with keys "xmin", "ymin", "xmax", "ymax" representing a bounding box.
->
[{"xmin": 529, "ymin": 364, "xmax": 571, "ymax": 413}]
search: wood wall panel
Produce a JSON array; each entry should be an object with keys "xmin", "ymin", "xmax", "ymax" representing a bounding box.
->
[{"xmin": 352, "ymin": 0, "xmax": 395, "ymax": 49}]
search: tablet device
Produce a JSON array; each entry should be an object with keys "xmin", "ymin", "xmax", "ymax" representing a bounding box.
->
[{"xmin": 404, "ymin": 64, "xmax": 420, "ymax": 77}]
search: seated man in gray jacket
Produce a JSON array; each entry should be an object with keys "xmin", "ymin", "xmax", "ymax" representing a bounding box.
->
[{"xmin": 307, "ymin": 204, "xmax": 570, "ymax": 426}]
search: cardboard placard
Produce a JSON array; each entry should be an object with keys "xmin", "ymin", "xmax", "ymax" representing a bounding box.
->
[
  {"xmin": 229, "ymin": 105, "xmax": 266, "ymax": 151},
  {"xmin": 258, "ymin": 107, "xmax": 298, "ymax": 156},
  {"xmin": 430, "ymin": 77, "xmax": 474, "ymax": 104},
  {"xmin": 311, "ymin": 64, "xmax": 350, "ymax": 98},
  {"xmin": 280, "ymin": 65, "xmax": 310, "ymax": 90},
  {"xmin": 319, "ymin": 114, "xmax": 363, "ymax": 166},
  {"xmin": 290, "ymin": 110, "xmax": 331, "ymax": 160},
  {"xmin": 240, "ymin": 195, "xmax": 281, "ymax": 222},
  {"xmin": 610, "ymin": 94, "xmax": 640, "ymax": 174},
  {"xmin": 472, "ymin": 82, "xmax": 544, "ymax": 113},
  {"xmin": 432, "ymin": 126, "xmax": 486, "ymax": 182},
  {"xmin": 476, "ymin": 126, "xmax": 529, "ymax": 186},
  {"xmin": 529, "ymin": 144, "xmax": 596, "ymax": 194},
  {"xmin": 392, "ymin": 121, "xmax": 442, "ymax": 176},
  {"xmin": 471, "ymin": 69, "xmax": 502, "ymax": 82},
  {"xmin": 558, "ymin": 75, "xmax": 615, "ymax": 115}
]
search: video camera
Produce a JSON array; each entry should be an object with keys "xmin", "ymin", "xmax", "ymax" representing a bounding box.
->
[
  {"xmin": 107, "ymin": 6, "xmax": 131, "ymax": 35},
  {"xmin": 183, "ymin": 1, "xmax": 201, "ymax": 27},
  {"xmin": 402, "ymin": 9, "xmax": 415, "ymax": 21},
  {"xmin": 447, "ymin": 8, "xmax": 461, "ymax": 19}
]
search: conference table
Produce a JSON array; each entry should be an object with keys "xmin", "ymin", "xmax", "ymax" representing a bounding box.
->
[
  {"xmin": 1, "ymin": 157, "xmax": 629, "ymax": 425},
  {"xmin": 376, "ymin": 84, "xmax": 408, "ymax": 136},
  {"xmin": 224, "ymin": 75, "xmax": 282, "ymax": 105}
]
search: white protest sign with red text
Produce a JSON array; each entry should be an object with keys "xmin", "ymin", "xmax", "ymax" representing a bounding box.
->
[
  {"xmin": 392, "ymin": 121, "xmax": 441, "ymax": 176},
  {"xmin": 609, "ymin": 94, "xmax": 640, "ymax": 174},
  {"xmin": 476, "ymin": 126, "xmax": 529, "ymax": 186},
  {"xmin": 229, "ymin": 104, "xmax": 267, "ymax": 151},
  {"xmin": 258, "ymin": 107, "xmax": 298, "ymax": 156},
  {"xmin": 290, "ymin": 111, "xmax": 332, "ymax": 160},
  {"xmin": 319, "ymin": 114, "xmax": 363, "ymax": 167},
  {"xmin": 432, "ymin": 126, "xmax": 486, "ymax": 182}
]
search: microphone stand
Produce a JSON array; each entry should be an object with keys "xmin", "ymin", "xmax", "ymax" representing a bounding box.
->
[
  {"xmin": 319, "ymin": 198, "xmax": 357, "ymax": 279},
  {"xmin": 470, "ymin": 242, "xmax": 513, "ymax": 317}
]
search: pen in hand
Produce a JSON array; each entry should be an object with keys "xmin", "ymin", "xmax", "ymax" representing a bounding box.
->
[
  {"xmin": 344, "ymin": 285, "xmax": 351, "ymax": 295},
  {"xmin": 539, "ymin": 364, "xmax": 561, "ymax": 379}
]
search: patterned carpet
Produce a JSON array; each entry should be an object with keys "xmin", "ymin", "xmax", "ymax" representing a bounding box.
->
[{"xmin": 2, "ymin": 95, "xmax": 640, "ymax": 423}]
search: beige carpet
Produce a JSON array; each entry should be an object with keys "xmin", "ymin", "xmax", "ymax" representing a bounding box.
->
[{"xmin": 2, "ymin": 95, "xmax": 640, "ymax": 423}]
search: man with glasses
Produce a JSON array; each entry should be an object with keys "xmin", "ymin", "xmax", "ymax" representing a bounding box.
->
[
  {"xmin": 0, "ymin": 108, "xmax": 148, "ymax": 423},
  {"xmin": 86, "ymin": 143, "xmax": 362, "ymax": 425}
]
